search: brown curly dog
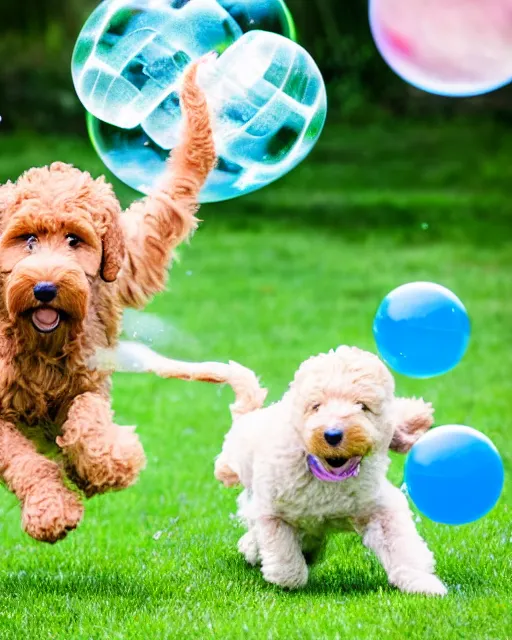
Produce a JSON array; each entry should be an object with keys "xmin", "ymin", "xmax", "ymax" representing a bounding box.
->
[{"xmin": 0, "ymin": 61, "xmax": 216, "ymax": 543}]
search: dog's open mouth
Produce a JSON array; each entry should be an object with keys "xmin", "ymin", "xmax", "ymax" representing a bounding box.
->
[
  {"xmin": 307, "ymin": 454, "xmax": 362, "ymax": 482},
  {"xmin": 31, "ymin": 307, "xmax": 61, "ymax": 333}
]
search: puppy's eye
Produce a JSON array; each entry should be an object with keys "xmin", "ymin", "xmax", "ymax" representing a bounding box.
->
[
  {"xmin": 310, "ymin": 403, "xmax": 321, "ymax": 412},
  {"xmin": 24, "ymin": 235, "xmax": 37, "ymax": 251},
  {"xmin": 360, "ymin": 403, "xmax": 371, "ymax": 413},
  {"xmin": 66, "ymin": 234, "xmax": 82, "ymax": 248}
]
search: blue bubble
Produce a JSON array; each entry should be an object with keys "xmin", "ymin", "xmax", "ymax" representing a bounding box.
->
[
  {"xmin": 404, "ymin": 425, "xmax": 504, "ymax": 525},
  {"xmin": 373, "ymin": 282, "xmax": 470, "ymax": 378}
]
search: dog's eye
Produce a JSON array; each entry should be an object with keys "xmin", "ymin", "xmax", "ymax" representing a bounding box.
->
[
  {"xmin": 310, "ymin": 403, "xmax": 321, "ymax": 412},
  {"xmin": 360, "ymin": 403, "xmax": 371, "ymax": 413},
  {"xmin": 24, "ymin": 235, "xmax": 37, "ymax": 251},
  {"xmin": 66, "ymin": 234, "xmax": 82, "ymax": 248}
]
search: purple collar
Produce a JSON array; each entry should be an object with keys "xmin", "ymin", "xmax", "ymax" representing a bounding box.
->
[{"xmin": 307, "ymin": 455, "xmax": 362, "ymax": 482}]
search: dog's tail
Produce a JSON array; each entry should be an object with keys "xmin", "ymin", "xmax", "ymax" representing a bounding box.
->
[
  {"xmin": 93, "ymin": 342, "xmax": 267, "ymax": 420},
  {"xmin": 164, "ymin": 56, "xmax": 217, "ymax": 213},
  {"xmin": 153, "ymin": 356, "xmax": 267, "ymax": 420}
]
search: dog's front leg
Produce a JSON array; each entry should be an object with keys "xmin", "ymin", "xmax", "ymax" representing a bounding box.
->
[
  {"xmin": 57, "ymin": 392, "xmax": 146, "ymax": 497},
  {"xmin": 255, "ymin": 516, "xmax": 308, "ymax": 589},
  {"xmin": 0, "ymin": 420, "xmax": 83, "ymax": 542},
  {"xmin": 117, "ymin": 59, "xmax": 216, "ymax": 309},
  {"xmin": 355, "ymin": 485, "xmax": 447, "ymax": 596}
]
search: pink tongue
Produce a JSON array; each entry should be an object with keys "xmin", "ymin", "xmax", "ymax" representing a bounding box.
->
[
  {"xmin": 34, "ymin": 308, "xmax": 59, "ymax": 326},
  {"xmin": 331, "ymin": 465, "xmax": 346, "ymax": 476}
]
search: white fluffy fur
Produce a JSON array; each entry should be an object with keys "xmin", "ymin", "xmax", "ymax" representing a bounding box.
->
[{"xmin": 215, "ymin": 345, "xmax": 447, "ymax": 596}]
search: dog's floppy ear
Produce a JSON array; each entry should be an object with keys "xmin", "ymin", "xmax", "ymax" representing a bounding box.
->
[
  {"xmin": 389, "ymin": 397, "xmax": 434, "ymax": 453},
  {"xmin": 101, "ymin": 210, "xmax": 125, "ymax": 282}
]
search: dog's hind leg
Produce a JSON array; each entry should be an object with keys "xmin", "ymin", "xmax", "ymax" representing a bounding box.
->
[
  {"xmin": 234, "ymin": 490, "xmax": 260, "ymax": 565},
  {"xmin": 0, "ymin": 420, "xmax": 83, "ymax": 542},
  {"xmin": 214, "ymin": 456, "xmax": 240, "ymax": 487},
  {"xmin": 57, "ymin": 392, "xmax": 146, "ymax": 498},
  {"xmin": 238, "ymin": 530, "xmax": 260, "ymax": 566}
]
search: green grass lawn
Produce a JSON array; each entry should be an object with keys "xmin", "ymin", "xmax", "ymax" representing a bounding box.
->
[{"xmin": 0, "ymin": 121, "xmax": 511, "ymax": 639}]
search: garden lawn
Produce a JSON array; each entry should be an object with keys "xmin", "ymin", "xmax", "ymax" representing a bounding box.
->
[{"xmin": 0, "ymin": 120, "xmax": 511, "ymax": 639}]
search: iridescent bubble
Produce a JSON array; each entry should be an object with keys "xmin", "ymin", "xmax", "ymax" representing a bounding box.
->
[
  {"xmin": 373, "ymin": 282, "xmax": 471, "ymax": 378},
  {"xmin": 73, "ymin": 0, "xmax": 325, "ymax": 202},
  {"xmin": 369, "ymin": 0, "xmax": 512, "ymax": 97},
  {"xmin": 72, "ymin": 0, "xmax": 295, "ymax": 127}
]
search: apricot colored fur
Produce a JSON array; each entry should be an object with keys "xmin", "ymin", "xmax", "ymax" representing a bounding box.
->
[{"xmin": 0, "ymin": 61, "xmax": 216, "ymax": 543}]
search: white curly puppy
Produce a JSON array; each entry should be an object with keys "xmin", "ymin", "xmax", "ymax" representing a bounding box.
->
[{"xmin": 215, "ymin": 346, "xmax": 447, "ymax": 596}]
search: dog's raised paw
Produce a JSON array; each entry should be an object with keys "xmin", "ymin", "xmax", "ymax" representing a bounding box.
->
[{"xmin": 22, "ymin": 487, "xmax": 84, "ymax": 543}]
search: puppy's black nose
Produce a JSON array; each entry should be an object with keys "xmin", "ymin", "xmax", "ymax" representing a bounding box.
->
[
  {"xmin": 33, "ymin": 282, "xmax": 58, "ymax": 303},
  {"xmin": 324, "ymin": 428, "xmax": 343, "ymax": 446}
]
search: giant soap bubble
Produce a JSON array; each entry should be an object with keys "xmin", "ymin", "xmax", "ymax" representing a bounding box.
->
[
  {"xmin": 73, "ymin": 0, "xmax": 326, "ymax": 202},
  {"xmin": 370, "ymin": 0, "xmax": 512, "ymax": 97}
]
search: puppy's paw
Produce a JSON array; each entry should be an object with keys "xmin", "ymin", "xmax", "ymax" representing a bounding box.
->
[
  {"xmin": 262, "ymin": 559, "xmax": 308, "ymax": 590},
  {"xmin": 238, "ymin": 532, "xmax": 259, "ymax": 566},
  {"xmin": 391, "ymin": 570, "xmax": 447, "ymax": 597},
  {"xmin": 22, "ymin": 487, "xmax": 84, "ymax": 543}
]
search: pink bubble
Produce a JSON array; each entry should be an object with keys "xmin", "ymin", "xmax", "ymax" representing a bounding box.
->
[{"xmin": 370, "ymin": 0, "xmax": 512, "ymax": 96}]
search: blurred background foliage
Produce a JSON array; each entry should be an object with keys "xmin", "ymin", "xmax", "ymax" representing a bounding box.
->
[{"xmin": 2, "ymin": 0, "xmax": 512, "ymax": 135}]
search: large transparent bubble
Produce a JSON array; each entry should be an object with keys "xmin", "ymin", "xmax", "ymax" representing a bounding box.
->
[
  {"xmin": 370, "ymin": 0, "xmax": 512, "ymax": 97},
  {"xmin": 73, "ymin": 0, "xmax": 326, "ymax": 202}
]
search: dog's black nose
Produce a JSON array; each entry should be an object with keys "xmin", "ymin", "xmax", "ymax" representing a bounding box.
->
[
  {"xmin": 324, "ymin": 428, "xmax": 343, "ymax": 446},
  {"xmin": 33, "ymin": 282, "xmax": 58, "ymax": 303}
]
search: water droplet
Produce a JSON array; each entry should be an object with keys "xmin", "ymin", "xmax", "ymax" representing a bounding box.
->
[
  {"xmin": 421, "ymin": 222, "xmax": 429, "ymax": 230},
  {"xmin": 153, "ymin": 530, "xmax": 163, "ymax": 540}
]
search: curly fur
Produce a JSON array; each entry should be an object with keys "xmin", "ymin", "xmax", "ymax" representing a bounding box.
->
[
  {"xmin": 215, "ymin": 346, "xmax": 446, "ymax": 596},
  {"xmin": 0, "ymin": 60, "xmax": 216, "ymax": 543}
]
